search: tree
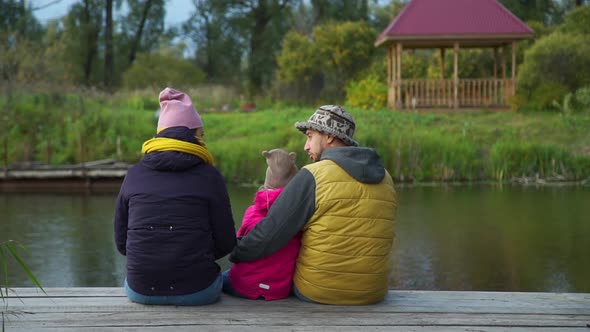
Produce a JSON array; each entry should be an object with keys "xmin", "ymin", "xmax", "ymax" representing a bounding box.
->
[
  {"xmin": 369, "ymin": 0, "xmax": 407, "ymax": 32},
  {"xmin": 0, "ymin": 0, "xmax": 45, "ymax": 294},
  {"xmin": 276, "ymin": 30, "xmax": 323, "ymax": 103},
  {"xmin": 517, "ymin": 32, "xmax": 590, "ymax": 110},
  {"xmin": 558, "ymin": 0, "xmax": 589, "ymax": 12},
  {"xmin": 201, "ymin": 0, "xmax": 296, "ymax": 96},
  {"xmin": 0, "ymin": 0, "xmax": 43, "ymax": 40},
  {"xmin": 62, "ymin": 0, "xmax": 103, "ymax": 86},
  {"xmin": 1, "ymin": 1, "xmax": 47, "ymax": 169},
  {"xmin": 277, "ymin": 21, "xmax": 377, "ymax": 102},
  {"xmin": 500, "ymin": 0, "xmax": 559, "ymax": 25},
  {"xmin": 289, "ymin": 2, "xmax": 315, "ymax": 35},
  {"xmin": 313, "ymin": 21, "xmax": 377, "ymax": 100},
  {"xmin": 559, "ymin": 5, "xmax": 590, "ymax": 35},
  {"xmin": 104, "ymin": 0, "xmax": 114, "ymax": 90},
  {"xmin": 277, "ymin": 32, "xmax": 319, "ymax": 83},
  {"xmin": 183, "ymin": 0, "xmax": 243, "ymax": 84},
  {"xmin": 311, "ymin": 0, "xmax": 371, "ymax": 24},
  {"xmin": 121, "ymin": 0, "xmax": 166, "ymax": 67},
  {"xmin": 0, "ymin": 0, "xmax": 44, "ymax": 84},
  {"xmin": 426, "ymin": 49, "xmax": 495, "ymax": 80},
  {"xmin": 122, "ymin": 53, "xmax": 206, "ymax": 90}
]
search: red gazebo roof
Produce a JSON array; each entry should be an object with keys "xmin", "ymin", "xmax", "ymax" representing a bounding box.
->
[{"xmin": 375, "ymin": 0, "xmax": 534, "ymax": 48}]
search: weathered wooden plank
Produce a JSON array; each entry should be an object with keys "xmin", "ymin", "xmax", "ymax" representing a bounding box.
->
[
  {"xmin": 5, "ymin": 289, "xmax": 590, "ymax": 315},
  {"xmin": 9, "ymin": 288, "xmax": 590, "ymax": 304},
  {"xmin": 0, "ymin": 168, "xmax": 128, "ymax": 179},
  {"xmin": 4, "ymin": 311, "xmax": 589, "ymax": 328},
  {"xmin": 7, "ymin": 287, "xmax": 124, "ymax": 297},
  {"xmin": 4, "ymin": 327, "xmax": 588, "ymax": 332},
  {"xmin": 5, "ymin": 297, "xmax": 589, "ymax": 315},
  {"xmin": 3, "ymin": 288, "xmax": 589, "ymax": 332}
]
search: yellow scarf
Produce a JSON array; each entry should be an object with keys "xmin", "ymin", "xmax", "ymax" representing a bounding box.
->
[{"xmin": 141, "ymin": 137, "xmax": 215, "ymax": 165}]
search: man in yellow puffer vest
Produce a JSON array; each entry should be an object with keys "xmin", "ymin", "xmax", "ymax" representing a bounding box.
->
[{"xmin": 229, "ymin": 105, "xmax": 397, "ymax": 305}]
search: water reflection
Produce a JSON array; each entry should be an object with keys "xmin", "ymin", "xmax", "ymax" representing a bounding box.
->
[
  {"xmin": 1, "ymin": 184, "xmax": 589, "ymax": 292},
  {"xmin": 391, "ymin": 184, "xmax": 590, "ymax": 292},
  {"xmin": 0, "ymin": 194, "xmax": 126, "ymax": 287}
]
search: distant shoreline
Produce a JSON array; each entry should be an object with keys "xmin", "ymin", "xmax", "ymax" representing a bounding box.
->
[{"xmin": 1, "ymin": 167, "xmax": 587, "ymax": 195}]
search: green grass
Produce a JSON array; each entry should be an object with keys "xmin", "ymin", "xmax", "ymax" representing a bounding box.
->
[
  {"xmin": 1, "ymin": 240, "xmax": 45, "ymax": 301},
  {"xmin": 1, "ymin": 92, "xmax": 589, "ymax": 183},
  {"xmin": 204, "ymin": 108, "xmax": 590, "ymax": 182}
]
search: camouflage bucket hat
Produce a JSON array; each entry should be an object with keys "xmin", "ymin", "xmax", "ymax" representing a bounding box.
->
[{"xmin": 294, "ymin": 105, "xmax": 358, "ymax": 147}]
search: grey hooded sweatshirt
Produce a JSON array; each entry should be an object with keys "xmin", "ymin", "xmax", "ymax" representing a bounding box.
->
[{"xmin": 229, "ymin": 146, "xmax": 388, "ymax": 263}]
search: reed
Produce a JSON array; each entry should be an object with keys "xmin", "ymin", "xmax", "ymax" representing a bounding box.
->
[
  {"xmin": 2, "ymin": 93, "xmax": 589, "ymax": 183},
  {"xmin": 490, "ymin": 141, "xmax": 590, "ymax": 180}
]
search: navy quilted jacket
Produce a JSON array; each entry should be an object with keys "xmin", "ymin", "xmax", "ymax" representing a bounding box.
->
[{"xmin": 114, "ymin": 127, "xmax": 236, "ymax": 296}]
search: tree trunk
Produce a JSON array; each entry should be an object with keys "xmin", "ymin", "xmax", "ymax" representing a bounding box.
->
[
  {"xmin": 311, "ymin": 0, "xmax": 326, "ymax": 25},
  {"xmin": 247, "ymin": 1, "xmax": 273, "ymax": 96},
  {"xmin": 104, "ymin": 0, "xmax": 114, "ymax": 91},
  {"xmin": 248, "ymin": 21, "xmax": 268, "ymax": 96},
  {"xmin": 359, "ymin": 0, "xmax": 368, "ymax": 21},
  {"xmin": 128, "ymin": 0, "xmax": 154, "ymax": 66},
  {"xmin": 82, "ymin": 0, "xmax": 99, "ymax": 85},
  {"xmin": 202, "ymin": 12, "xmax": 215, "ymax": 79}
]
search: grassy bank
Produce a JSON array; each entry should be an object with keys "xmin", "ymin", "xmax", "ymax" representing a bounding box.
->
[
  {"xmin": 1, "ymin": 93, "xmax": 589, "ymax": 183},
  {"xmin": 207, "ymin": 108, "xmax": 590, "ymax": 184}
]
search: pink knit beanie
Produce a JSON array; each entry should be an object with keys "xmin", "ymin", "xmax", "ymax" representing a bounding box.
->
[{"xmin": 157, "ymin": 87, "xmax": 203, "ymax": 132}]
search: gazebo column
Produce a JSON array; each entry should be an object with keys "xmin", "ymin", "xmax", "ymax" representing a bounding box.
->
[
  {"xmin": 502, "ymin": 45, "xmax": 507, "ymax": 104},
  {"xmin": 493, "ymin": 48, "xmax": 498, "ymax": 78},
  {"xmin": 396, "ymin": 43, "xmax": 403, "ymax": 109},
  {"xmin": 511, "ymin": 41, "xmax": 517, "ymax": 97},
  {"xmin": 440, "ymin": 48, "xmax": 445, "ymax": 78},
  {"xmin": 501, "ymin": 45, "xmax": 507, "ymax": 79},
  {"xmin": 440, "ymin": 48, "xmax": 446, "ymax": 107},
  {"xmin": 453, "ymin": 42, "xmax": 459, "ymax": 109},
  {"xmin": 493, "ymin": 47, "xmax": 498, "ymax": 106},
  {"xmin": 387, "ymin": 45, "xmax": 396, "ymax": 109}
]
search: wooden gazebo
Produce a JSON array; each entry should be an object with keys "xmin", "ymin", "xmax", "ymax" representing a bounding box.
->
[{"xmin": 374, "ymin": 0, "xmax": 534, "ymax": 109}]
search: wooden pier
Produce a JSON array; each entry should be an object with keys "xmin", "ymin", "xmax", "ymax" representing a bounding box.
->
[
  {"xmin": 0, "ymin": 159, "xmax": 128, "ymax": 193},
  {"xmin": 2, "ymin": 288, "xmax": 589, "ymax": 331}
]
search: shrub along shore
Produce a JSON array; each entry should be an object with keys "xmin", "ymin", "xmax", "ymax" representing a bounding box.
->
[
  {"xmin": 1, "ymin": 93, "xmax": 589, "ymax": 184},
  {"xmin": 205, "ymin": 108, "xmax": 590, "ymax": 184}
]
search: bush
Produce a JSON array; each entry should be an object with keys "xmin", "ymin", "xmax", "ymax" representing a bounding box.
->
[
  {"xmin": 427, "ymin": 49, "xmax": 495, "ymax": 79},
  {"xmin": 276, "ymin": 21, "xmax": 377, "ymax": 103},
  {"xmin": 551, "ymin": 85, "xmax": 590, "ymax": 116},
  {"xmin": 122, "ymin": 53, "xmax": 206, "ymax": 90},
  {"xmin": 276, "ymin": 32, "xmax": 319, "ymax": 83},
  {"xmin": 345, "ymin": 76, "xmax": 387, "ymax": 110},
  {"xmin": 529, "ymin": 82, "xmax": 569, "ymax": 111},
  {"xmin": 516, "ymin": 32, "xmax": 590, "ymax": 111},
  {"xmin": 559, "ymin": 5, "xmax": 590, "ymax": 35},
  {"xmin": 574, "ymin": 86, "xmax": 590, "ymax": 111}
]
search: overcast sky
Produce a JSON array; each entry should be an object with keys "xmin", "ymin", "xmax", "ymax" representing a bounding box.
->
[
  {"xmin": 32, "ymin": 0, "xmax": 193, "ymax": 28},
  {"xmin": 32, "ymin": 0, "xmax": 393, "ymax": 26}
]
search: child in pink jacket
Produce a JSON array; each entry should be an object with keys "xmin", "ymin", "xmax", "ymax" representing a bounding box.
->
[{"xmin": 223, "ymin": 148, "xmax": 301, "ymax": 300}]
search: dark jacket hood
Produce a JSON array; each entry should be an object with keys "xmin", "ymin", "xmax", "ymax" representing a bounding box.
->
[
  {"xmin": 321, "ymin": 147, "xmax": 386, "ymax": 184},
  {"xmin": 141, "ymin": 126, "xmax": 204, "ymax": 172}
]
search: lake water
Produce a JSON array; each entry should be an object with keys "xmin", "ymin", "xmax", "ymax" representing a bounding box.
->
[{"xmin": 1, "ymin": 183, "xmax": 589, "ymax": 292}]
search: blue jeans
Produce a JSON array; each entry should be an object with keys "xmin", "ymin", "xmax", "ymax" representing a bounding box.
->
[
  {"xmin": 293, "ymin": 284, "xmax": 320, "ymax": 304},
  {"xmin": 221, "ymin": 270, "xmax": 249, "ymax": 299},
  {"xmin": 124, "ymin": 274, "xmax": 222, "ymax": 305}
]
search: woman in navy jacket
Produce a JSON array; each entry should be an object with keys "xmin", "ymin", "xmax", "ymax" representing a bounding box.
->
[{"xmin": 114, "ymin": 87, "xmax": 236, "ymax": 305}]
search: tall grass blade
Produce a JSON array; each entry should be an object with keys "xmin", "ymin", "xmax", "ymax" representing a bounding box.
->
[
  {"xmin": 4, "ymin": 242, "xmax": 45, "ymax": 295},
  {"xmin": 0, "ymin": 246, "xmax": 7, "ymax": 301}
]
